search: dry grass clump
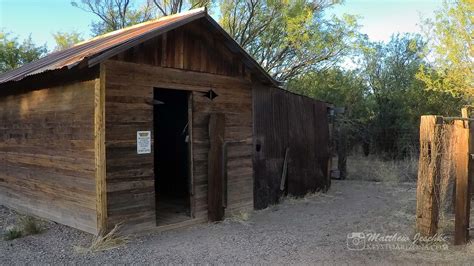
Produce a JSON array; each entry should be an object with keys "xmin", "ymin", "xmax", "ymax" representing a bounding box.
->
[
  {"xmin": 228, "ymin": 210, "xmax": 252, "ymax": 225},
  {"xmin": 3, "ymin": 226, "xmax": 23, "ymax": 240},
  {"xmin": 20, "ymin": 216, "xmax": 43, "ymax": 235},
  {"xmin": 74, "ymin": 224, "xmax": 129, "ymax": 253},
  {"xmin": 437, "ymin": 217, "xmax": 455, "ymax": 236},
  {"xmin": 2, "ymin": 216, "xmax": 43, "ymax": 241},
  {"xmin": 281, "ymin": 191, "xmax": 335, "ymax": 204},
  {"xmin": 465, "ymin": 241, "xmax": 474, "ymax": 253},
  {"xmin": 346, "ymin": 155, "xmax": 418, "ymax": 182}
]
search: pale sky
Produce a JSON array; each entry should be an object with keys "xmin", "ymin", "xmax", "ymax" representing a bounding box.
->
[
  {"xmin": 329, "ymin": 0, "xmax": 442, "ymax": 41},
  {"xmin": 0, "ymin": 0, "xmax": 443, "ymax": 49}
]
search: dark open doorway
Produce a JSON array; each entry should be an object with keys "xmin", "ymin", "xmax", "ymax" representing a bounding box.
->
[{"xmin": 153, "ymin": 88, "xmax": 191, "ymax": 225}]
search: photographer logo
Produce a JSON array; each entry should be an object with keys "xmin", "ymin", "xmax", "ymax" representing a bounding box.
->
[
  {"xmin": 346, "ymin": 231, "xmax": 448, "ymax": 251},
  {"xmin": 347, "ymin": 232, "xmax": 366, "ymax": 250}
]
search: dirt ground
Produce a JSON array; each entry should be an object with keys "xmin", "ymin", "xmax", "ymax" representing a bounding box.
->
[{"xmin": 1, "ymin": 180, "xmax": 473, "ymax": 264}]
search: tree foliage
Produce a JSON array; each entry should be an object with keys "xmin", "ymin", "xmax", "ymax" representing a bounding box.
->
[
  {"xmin": 288, "ymin": 68, "xmax": 370, "ymax": 120},
  {"xmin": 289, "ymin": 34, "xmax": 465, "ymax": 158},
  {"xmin": 71, "ymin": 0, "xmax": 157, "ymax": 35},
  {"xmin": 71, "ymin": 0, "xmax": 211, "ymax": 35},
  {"xmin": 220, "ymin": 0, "xmax": 360, "ymax": 81},
  {"xmin": 73, "ymin": 0, "xmax": 360, "ymax": 81},
  {"xmin": 359, "ymin": 34, "xmax": 463, "ymax": 157},
  {"xmin": 0, "ymin": 32, "xmax": 47, "ymax": 74},
  {"xmin": 152, "ymin": 0, "xmax": 211, "ymax": 16},
  {"xmin": 416, "ymin": 0, "xmax": 473, "ymax": 100},
  {"xmin": 52, "ymin": 31, "xmax": 85, "ymax": 51}
]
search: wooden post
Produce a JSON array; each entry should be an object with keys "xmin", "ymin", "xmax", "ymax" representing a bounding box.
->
[
  {"xmin": 454, "ymin": 107, "xmax": 472, "ymax": 245},
  {"xmin": 208, "ymin": 113, "xmax": 225, "ymax": 222},
  {"xmin": 188, "ymin": 93, "xmax": 195, "ymax": 218},
  {"xmin": 95, "ymin": 64, "xmax": 107, "ymax": 235},
  {"xmin": 416, "ymin": 115, "xmax": 443, "ymax": 236}
]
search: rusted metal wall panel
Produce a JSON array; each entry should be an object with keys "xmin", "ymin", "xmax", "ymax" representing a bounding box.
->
[
  {"xmin": 253, "ymin": 87, "xmax": 289, "ymax": 209},
  {"xmin": 313, "ymin": 99, "xmax": 331, "ymax": 190},
  {"xmin": 288, "ymin": 95, "xmax": 319, "ymax": 195},
  {"xmin": 253, "ymin": 85, "xmax": 331, "ymax": 209}
]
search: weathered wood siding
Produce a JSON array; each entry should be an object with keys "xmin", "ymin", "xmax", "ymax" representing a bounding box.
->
[
  {"xmin": 110, "ymin": 19, "xmax": 247, "ymax": 79},
  {"xmin": 253, "ymin": 85, "xmax": 331, "ymax": 209},
  {"xmin": 103, "ymin": 62, "xmax": 156, "ymax": 231},
  {"xmin": 0, "ymin": 80, "xmax": 98, "ymax": 234},
  {"xmin": 103, "ymin": 20, "xmax": 254, "ymax": 232}
]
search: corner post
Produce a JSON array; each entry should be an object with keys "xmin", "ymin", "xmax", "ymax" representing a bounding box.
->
[{"xmin": 95, "ymin": 63, "xmax": 107, "ymax": 235}]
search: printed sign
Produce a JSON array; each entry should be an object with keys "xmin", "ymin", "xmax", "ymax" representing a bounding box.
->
[{"xmin": 137, "ymin": 131, "xmax": 151, "ymax": 154}]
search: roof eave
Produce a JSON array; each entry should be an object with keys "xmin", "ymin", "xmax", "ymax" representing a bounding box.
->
[
  {"xmin": 86, "ymin": 11, "xmax": 280, "ymax": 87},
  {"xmin": 0, "ymin": 7, "xmax": 281, "ymax": 87},
  {"xmin": 87, "ymin": 10, "xmax": 208, "ymax": 68}
]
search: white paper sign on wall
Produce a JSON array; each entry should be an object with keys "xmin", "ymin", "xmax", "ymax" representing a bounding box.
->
[{"xmin": 137, "ymin": 131, "xmax": 151, "ymax": 154}]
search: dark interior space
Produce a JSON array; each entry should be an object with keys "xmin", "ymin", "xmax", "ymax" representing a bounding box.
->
[{"xmin": 153, "ymin": 88, "xmax": 190, "ymax": 225}]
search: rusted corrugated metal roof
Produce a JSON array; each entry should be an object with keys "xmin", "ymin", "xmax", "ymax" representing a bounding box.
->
[{"xmin": 0, "ymin": 8, "xmax": 279, "ymax": 86}]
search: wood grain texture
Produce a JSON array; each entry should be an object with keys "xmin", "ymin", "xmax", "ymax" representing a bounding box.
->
[
  {"xmin": 207, "ymin": 113, "xmax": 225, "ymax": 221},
  {"xmin": 104, "ymin": 72, "xmax": 155, "ymax": 232},
  {"xmin": 0, "ymin": 80, "xmax": 98, "ymax": 234},
  {"xmin": 110, "ymin": 20, "xmax": 245, "ymax": 78},
  {"xmin": 95, "ymin": 64, "xmax": 107, "ymax": 234},
  {"xmin": 454, "ymin": 109, "xmax": 472, "ymax": 245},
  {"xmin": 416, "ymin": 115, "xmax": 443, "ymax": 236}
]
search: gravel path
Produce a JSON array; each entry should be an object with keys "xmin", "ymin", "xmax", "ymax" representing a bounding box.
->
[{"xmin": 1, "ymin": 180, "xmax": 473, "ymax": 264}]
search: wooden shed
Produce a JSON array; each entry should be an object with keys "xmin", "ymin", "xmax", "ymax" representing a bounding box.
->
[{"xmin": 0, "ymin": 8, "xmax": 331, "ymax": 235}]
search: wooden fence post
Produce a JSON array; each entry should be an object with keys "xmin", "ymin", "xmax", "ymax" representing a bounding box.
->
[
  {"xmin": 416, "ymin": 115, "xmax": 443, "ymax": 236},
  {"xmin": 454, "ymin": 107, "xmax": 472, "ymax": 245}
]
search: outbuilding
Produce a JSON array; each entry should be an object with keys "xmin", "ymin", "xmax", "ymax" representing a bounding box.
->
[{"xmin": 0, "ymin": 8, "xmax": 331, "ymax": 235}]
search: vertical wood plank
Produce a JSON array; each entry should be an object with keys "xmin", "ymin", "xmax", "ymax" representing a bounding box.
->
[
  {"xmin": 188, "ymin": 93, "xmax": 195, "ymax": 218},
  {"xmin": 161, "ymin": 33, "xmax": 167, "ymax": 67},
  {"xmin": 416, "ymin": 115, "xmax": 443, "ymax": 236},
  {"xmin": 95, "ymin": 64, "xmax": 107, "ymax": 234},
  {"xmin": 454, "ymin": 108, "xmax": 472, "ymax": 245},
  {"xmin": 469, "ymin": 110, "xmax": 473, "ymax": 240},
  {"xmin": 208, "ymin": 113, "xmax": 225, "ymax": 222},
  {"xmin": 176, "ymin": 30, "xmax": 184, "ymax": 69}
]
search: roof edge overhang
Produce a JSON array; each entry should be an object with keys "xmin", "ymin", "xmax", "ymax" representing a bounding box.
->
[
  {"xmin": 86, "ymin": 8, "xmax": 207, "ymax": 67},
  {"xmin": 86, "ymin": 9, "xmax": 281, "ymax": 86},
  {"xmin": 0, "ymin": 8, "xmax": 281, "ymax": 87}
]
